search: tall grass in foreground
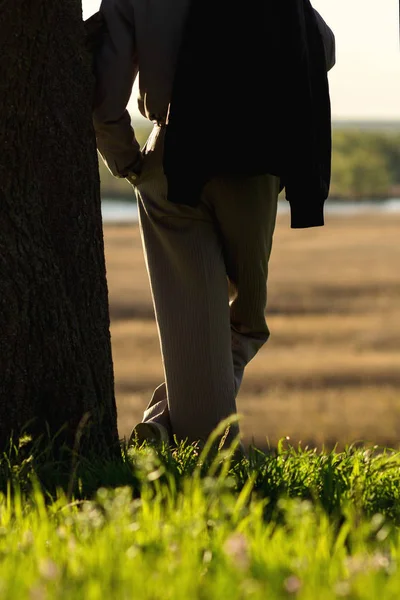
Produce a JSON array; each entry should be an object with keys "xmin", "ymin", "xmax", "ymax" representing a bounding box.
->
[{"xmin": 1, "ymin": 438, "xmax": 400, "ymax": 599}]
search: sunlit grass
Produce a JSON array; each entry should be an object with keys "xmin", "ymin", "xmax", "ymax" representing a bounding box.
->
[{"xmin": 1, "ymin": 436, "xmax": 400, "ymax": 598}]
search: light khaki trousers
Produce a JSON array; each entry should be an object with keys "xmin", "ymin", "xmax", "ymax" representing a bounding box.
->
[{"xmin": 135, "ymin": 125, "xmax": 279, "ymax": 444}]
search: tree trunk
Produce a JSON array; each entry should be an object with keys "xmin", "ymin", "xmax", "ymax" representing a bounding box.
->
[{"xmin": 0, "ymin": 1, "xmax": 119, "ymax": 457}]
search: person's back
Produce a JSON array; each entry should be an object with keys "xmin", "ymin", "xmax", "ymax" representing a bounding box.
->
[{"xmin": 92, "ymin": 0, "xmax": 336, "ymax": 449}]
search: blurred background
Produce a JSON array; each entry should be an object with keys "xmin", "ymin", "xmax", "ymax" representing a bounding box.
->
[{"xmin": 83, "ymin": 0, "xmax": 400, "ymax": 448}]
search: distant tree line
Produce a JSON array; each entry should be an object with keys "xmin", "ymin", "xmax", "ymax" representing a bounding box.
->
[
  {"xmin": 98, "ymin": 127, "xmax": 400, "ymax": 201},
  {"xmin": 330, "ymin": 130, "xmax": 400, "ymax": 200}
]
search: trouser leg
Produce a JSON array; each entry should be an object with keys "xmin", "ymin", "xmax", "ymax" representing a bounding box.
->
[
  {"xmin": 142, "ymin": 382, "xmax": 171, "ymax": 433},
  {"xmin": 136, "ymin": 142, "xmax": 237, "ymax": 442},
  {"xmin": 137, "ymin": 202, "xmax": 238, "ymax": 443},
  {"xmin": 205, "ymin": 175, "xmax": 280, "ymax": 393}
]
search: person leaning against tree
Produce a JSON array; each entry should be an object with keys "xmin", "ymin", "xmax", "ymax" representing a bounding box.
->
[{"xmin": 91, "ymin": 0, "xmax": 336, "ymax": 449}]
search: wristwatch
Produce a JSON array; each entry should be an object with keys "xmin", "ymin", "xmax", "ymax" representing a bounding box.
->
[
  {"xmin": 125, "ymin": 170, "xmax": 141, "ymax": 186},
  {"xmin": 125, "ymin": 153, "xmax": 144, "ymax": 186}
]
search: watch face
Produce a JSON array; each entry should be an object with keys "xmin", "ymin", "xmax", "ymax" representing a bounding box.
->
[{"xmin": 126, "ymin": 172, "xmax": 140, "ymax": 186}]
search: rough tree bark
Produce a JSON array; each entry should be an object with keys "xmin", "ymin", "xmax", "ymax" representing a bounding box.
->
[{"xmin": 0, "ymin": 1, "xmax": 119, "ymax": 456}]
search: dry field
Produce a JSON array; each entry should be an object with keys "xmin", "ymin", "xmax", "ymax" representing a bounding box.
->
[{"xmin": 104, "ymin": 210, "xmax": 400, "ymax": 449}]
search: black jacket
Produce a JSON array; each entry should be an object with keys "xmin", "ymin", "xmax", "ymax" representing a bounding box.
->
[{"xmin": 164, "ymin": 0, "xmax": 332, "ymax": 228}]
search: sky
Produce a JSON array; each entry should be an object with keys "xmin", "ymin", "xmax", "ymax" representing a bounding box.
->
[{"xmin": 82, "ymin": 0, "xmax": 400, "ymax": 120}]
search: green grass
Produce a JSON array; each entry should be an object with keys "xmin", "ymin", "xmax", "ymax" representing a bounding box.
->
[{"xmin": 2, "ymin": 435, "xmax": 400, "ymax": 599}]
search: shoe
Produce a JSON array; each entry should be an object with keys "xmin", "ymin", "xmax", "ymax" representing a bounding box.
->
[{"xmin": 129, "ymin": 422, "xmax": 170, "ymax": 446}]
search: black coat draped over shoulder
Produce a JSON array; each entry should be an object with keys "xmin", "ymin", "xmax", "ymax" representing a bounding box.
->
[{"xmin": 163, "ymin": 0, "xmax": 332, "ymax": 229}]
